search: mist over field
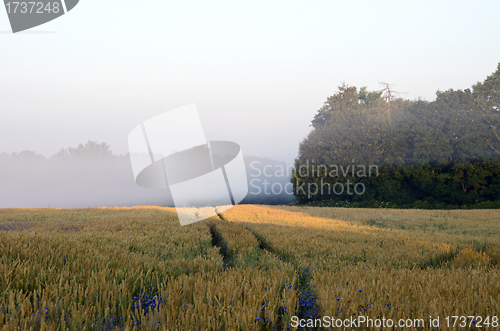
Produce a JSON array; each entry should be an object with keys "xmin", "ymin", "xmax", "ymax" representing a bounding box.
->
[
  {"xmin": 1, "ymin": 1, "xmax": 500, "ymax": 210},
  {"xmin": 0, "ymin": 142, "xmax": 293, "ymax": 208},
  {"xmin": 1, "ymin": 63, "xmax": 499, "ymax": 209}
]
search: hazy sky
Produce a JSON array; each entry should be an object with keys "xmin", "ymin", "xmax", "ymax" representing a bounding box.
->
[{"xmin": 1, "ymin": 0, "xmax": 500, "ymax": 164}]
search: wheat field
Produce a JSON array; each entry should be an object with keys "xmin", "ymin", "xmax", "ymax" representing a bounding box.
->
[{"xmin": 0, "ymin": 205, "xmax": 499, "ymax": 330}]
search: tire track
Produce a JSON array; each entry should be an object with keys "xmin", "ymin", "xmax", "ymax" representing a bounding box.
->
[
  {"xmin": 209, "ymin": 224, "xmax": 234, "ymax": 270},
  {"xmin": 247, "ymin": 227, "xmax": 322, "ymax": 330}
]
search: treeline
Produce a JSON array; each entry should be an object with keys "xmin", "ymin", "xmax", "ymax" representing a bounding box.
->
[
  {"xmin": 292, "ymin": 63, "xmax": 500, "ymax": 208},
  {"xmin": 0, "ymin": 141, "xmax": 292, "ymax": 208},
  {"xmin": 0, "ymin": 141, "xmax": 170, "ymax": 208}
]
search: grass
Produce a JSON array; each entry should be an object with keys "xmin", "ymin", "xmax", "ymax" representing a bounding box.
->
[{"xmin": 0, "ymin": 205, "xmax": 499, "ymax": 330}]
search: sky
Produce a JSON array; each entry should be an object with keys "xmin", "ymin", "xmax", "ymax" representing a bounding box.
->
[{"xmin": 1, "ymin": 0, "xmax": 500, "ymax": 164}]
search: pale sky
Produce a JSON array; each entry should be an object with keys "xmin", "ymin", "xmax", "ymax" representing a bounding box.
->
[{"xmin": 1, "ymin": 0, "xmax": 500, "ymax": 163}]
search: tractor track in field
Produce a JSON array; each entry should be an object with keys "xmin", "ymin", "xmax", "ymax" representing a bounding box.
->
[
  {"xmin": 209, "ymin": 223, "xmax": 234, "ymax": 270},
  {"xmin": 248, "ymin": 227, "xmax": 322, "ymax": 329},
  {"xmin": 222, "ymin": 213, "xmax": 322, "ymax": 329}
]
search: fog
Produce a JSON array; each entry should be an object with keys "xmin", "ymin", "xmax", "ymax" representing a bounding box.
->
[
  {"xmin": 0, "ymin": 142, "xmax": 293, "ymax": 208},
  {"xmin": 2, "ymin": 1, "xmax": 500, "ymax": 208},
  {"xmin": 2, "ymin": 1, "xmax": 500, "ymax": 166}
]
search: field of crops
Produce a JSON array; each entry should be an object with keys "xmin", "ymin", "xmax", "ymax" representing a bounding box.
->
[{"xmin": 1, "ymin": 205, "xmax": 499, "ymax": 330}]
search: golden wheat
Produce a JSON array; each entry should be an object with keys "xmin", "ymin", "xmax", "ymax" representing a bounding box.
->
[{"xmin": 1, "ymin": 205, "xmax": 499, "ymax": 330}]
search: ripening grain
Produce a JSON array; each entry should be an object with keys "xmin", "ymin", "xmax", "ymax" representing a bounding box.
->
[{"xmin": 1, "ymin": 205, "xmax": 498, "ymax": 330}]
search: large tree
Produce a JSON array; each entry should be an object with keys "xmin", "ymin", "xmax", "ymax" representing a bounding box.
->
[{"xmin": 292, "ymin": 63, "xmax": 500, "ymax": 206}]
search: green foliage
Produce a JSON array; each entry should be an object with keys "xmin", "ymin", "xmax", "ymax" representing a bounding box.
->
[{"xmin": 294, "ymin": 63, "xmax": 500, "ymax": 206}]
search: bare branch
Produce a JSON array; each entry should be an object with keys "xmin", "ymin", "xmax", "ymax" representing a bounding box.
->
[
  {"xmin": 489, "ymin": 128, "xmax": 500, "ymax": 155},
  {"xmin": 378, "ymin": 82, "xmax": 408, "ymax": 120}
]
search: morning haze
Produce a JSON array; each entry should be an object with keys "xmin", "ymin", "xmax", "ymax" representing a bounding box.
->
[
  {"xmin": 1, "ymin": 1, "xmax": 500, "ymax": 163},
  {"xmin": 1, "ymin": 0, "xmax": 500, "ymax": 207}
]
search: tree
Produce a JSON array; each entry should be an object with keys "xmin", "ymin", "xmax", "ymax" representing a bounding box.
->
[
  {"xmin": 53, "ymin": 140, "xmax": 113, "ymax": 159},
  {"xmin": 311, "ymin": 82, "xmax": 360, "ymax": 129},
  {"xmin": 378, "ymin": 82, "xmax": 407, "ymax": 120},
  {"xmin": 473, "ymin": 63, "xmax": 500, "ymax": 155},
  {"xmin": 358, "ymin": 86, "xmax": 383, "ymax": 106}
]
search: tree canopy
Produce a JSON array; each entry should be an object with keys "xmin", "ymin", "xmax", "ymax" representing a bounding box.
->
[{"xmin": 293, "ymin": 63, "xmax": 500, "ymax": 207}]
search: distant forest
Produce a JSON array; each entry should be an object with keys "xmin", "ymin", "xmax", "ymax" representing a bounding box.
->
[
  {"xmin": 0, "ymin": 142, "xmax": 293, "ymax": 208},
  {"xmin": 293, "ymin": 63, "xmax": 500, "ymax": 208}
]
